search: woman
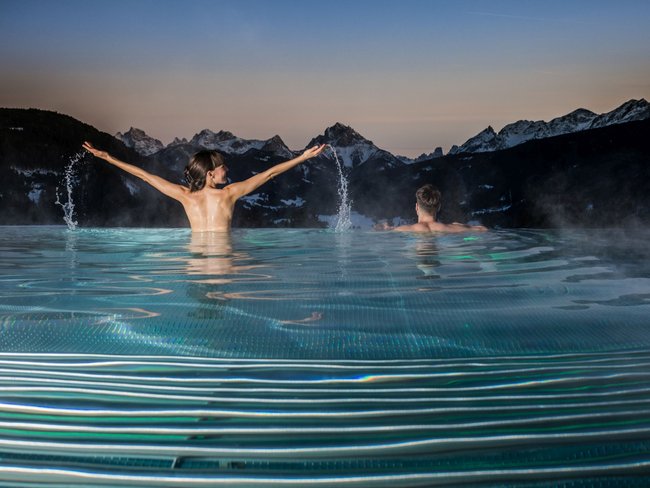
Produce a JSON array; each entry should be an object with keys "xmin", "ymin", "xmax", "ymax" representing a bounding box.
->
[{"xmin": 82, "ymin": 141, "xmax": 326, "ymax": 232}]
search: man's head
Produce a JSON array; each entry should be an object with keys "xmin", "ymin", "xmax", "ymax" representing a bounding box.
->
[{"xmin": 415, "ymin": 184, "xmax": 442, "ymax": 217}]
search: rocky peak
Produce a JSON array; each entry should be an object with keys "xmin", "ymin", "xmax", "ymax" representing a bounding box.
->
[
  {"xmin": 114, "ymin": 127, "xmax": 164, "ymax": 156},
  {"xmin": 320, "ymin": 122, "xmax": 370, "ymax": 147},
  {"xmin": 451, "ymin": 99, "xmax": 650, "ymax": 156},
  {"xmin": 215, "ymin": 130, "xmax": 236, "ymax": 140},
  {"xmin": 414, "ymin": 147, "xmax": 444, "ymax": 162},
  {"xmin": 565, "ymin": 108, "xmax": 598, "ymax": 120},
  {"xmin": 261, "ymin": 135, "xmax": 293, "ymax": 158},
  {"xmin": 547, "ymin": 109, "xmax": 596, "ymax": 134},
  {"xmin": 498, "ymin": 120, "xmax": 549, "ymax": 149},
  {"xmin": 590, "ymin": 98, "xmax": 650, "ymax": 129},
  {"xmin": 186, "ymin": 129, "xmax": 293, "ymax": 157},
  {"xmin": 265, "ymin": 134, "xmax": 287, "ymax": 146},
  {"xmin": 480, "ymin": 126, "xmax": 497, "ymax": 137},
  {"xmin": 305, "ymin": 123, "xmax": 402, "ymax": 169},
  {"xmin": 169, "ymin": 137, "xmax": 189, "ymax": 146},
  {"xmin": 190, "ymin": 129, "xmax": 237, "ymax": 147},
  {"xmin": 449, "ymin": 126, "xmax": 498, "ymax": 155}
]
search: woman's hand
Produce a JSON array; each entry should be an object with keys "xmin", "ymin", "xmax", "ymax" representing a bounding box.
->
[
  {"xmin": 301, "ymin": 144, "xmax": 327, "ymax": 160},
  {"xmin": 82, "ymin": 141, "xmax": 109, "ymax": 160}
]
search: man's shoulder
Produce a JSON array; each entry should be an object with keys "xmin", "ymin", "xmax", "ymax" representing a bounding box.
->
[
  {"xmin": 394, "ymin": 223, "xmax": 430, "ymax": 232},
  {"xmin": 392, "ymin": 220, "xmax": 487, "ymax": 234},
  {"xmin": 433, "ymin": 222, "xmax": 488, "ymax": 233}
]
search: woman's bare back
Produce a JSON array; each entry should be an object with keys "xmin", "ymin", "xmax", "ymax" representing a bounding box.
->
[{"xmin": 180, "ymin": 188, "xmax": 236, "ymax": 232}]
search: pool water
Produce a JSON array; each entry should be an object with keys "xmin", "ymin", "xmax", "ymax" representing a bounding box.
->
[{"xmin": 1, "ymin": 226, "xmax": 649, "ymax": 486}]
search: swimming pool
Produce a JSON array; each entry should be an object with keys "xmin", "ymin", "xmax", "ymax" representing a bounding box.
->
[{"xmin": 1, "ymin": 226, "xmax": 649, "ymax": 486}]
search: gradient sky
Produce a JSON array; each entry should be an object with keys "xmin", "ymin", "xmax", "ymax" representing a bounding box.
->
[{"xmin": 1, "ymin": 0, "xmax": 649, "ymax": 157}]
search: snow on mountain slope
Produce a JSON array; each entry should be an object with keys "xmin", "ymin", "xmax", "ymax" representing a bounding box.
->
[
  {"xmin": 117, "ymin": 128, "xmax": 293, "ymax": 159},
  {"xmin": 115, "ymin": 128, "xmax": 164, "ymax": 156},
  {"xmin": 589, "ymin": 99, "xmax": 650, "ymax": 129},
  {"xmin": 306, "ymin": 122, "xmax": 402, "ymax": 169},
  {"xmin": 450, "ymin": 99, "xmax": 648, "ymax": 155},
  {"xmin": 189, "ymin": 130, "xmax": 293, "ymax": 158},
  {"xmin": 116, "ymin": 99, "xmax": 648, "ymax": 161},
  {"xmin": 451, "ymin": 126, "xmax": 499, "ymax": 154}
]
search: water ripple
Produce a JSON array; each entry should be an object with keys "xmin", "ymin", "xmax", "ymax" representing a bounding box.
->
[{"xmin": 0, "ymin": 353, "xmax": 648, "ymax": 484}]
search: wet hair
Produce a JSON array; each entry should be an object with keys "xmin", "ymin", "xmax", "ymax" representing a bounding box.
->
[
  {"xmin": 415, "ymin": 184, "xmax": 442, "ymax": 216},
  {"xmin": 184, "ymin": 150, "xmax": 225, "ymax": 192}
]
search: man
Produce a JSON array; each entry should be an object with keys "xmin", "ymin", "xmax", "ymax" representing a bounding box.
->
[{"xmin": 376, "ymin": 184, "xmax": 487, "ymax": 233}]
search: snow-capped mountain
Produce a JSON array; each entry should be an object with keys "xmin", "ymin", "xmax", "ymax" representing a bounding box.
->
[
  {"xmin": 115, "ymin": 98, "xmax": 649, "ymax": 164},
  {"xmin": 115, "ymin": 127, "xmax": 164, "ymax": 156},
  {"xmin": 589, "ymin": 98, "xmax": 650, "ymax": 129},
  {"xmin": 450, "ymin": 99, "xmax": 649, "ymax": 155},
  {"xmin": 548, "ymin": 108, "xmax": 597, "ymax": 134},
  {"xmin": 259, "ymin": 135, "xmax": 294, "ymax": 158},
  {"xmin": 2, "ymin": 106, "xmax": 649, "ymax": 229},
  {"xmin": 168, "ymin": 137, "xmax": 188, "ymax": 146},
  {"xmin": 117, "ymin": 128, "xmax": 294, "ymax": 159},
  {"xmin": 306, "ymin": 122, "xmax": 403, "ymax": 169},
  {"xmin": 188, "ymin": 130, "xmax": 293, "ymax": 159},
  {"xmin": 450, "ymin": 127, "xmax": 499, "ymax": 154}
]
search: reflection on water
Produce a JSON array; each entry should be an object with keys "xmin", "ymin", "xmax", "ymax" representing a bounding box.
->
[
  {"xmin": 412, "ymin": 238, "xmax": 442, "ymax": 279},
  {"xmin": 183, "ymin": 232, "xmax": 272, "ymax": 320},
  {"xmin": 185, "ymin": 231, "xmax": 271, "ymax": 281},
  {"xmin": 186, "ymin": 231, "xmax": 235, "ymax": 278}
]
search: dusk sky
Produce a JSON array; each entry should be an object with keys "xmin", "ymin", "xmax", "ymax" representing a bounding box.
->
[{"xmin": 1, "ymin": 0, "xmax": 649, "ymax": 157}]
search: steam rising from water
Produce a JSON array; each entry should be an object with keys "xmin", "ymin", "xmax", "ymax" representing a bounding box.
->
[
  {"xmin": 55, "ymin": 151, "xmax": 84, "ymax": 230},
  {"xmin": 328, "ymin": 145, "xmax": 352, "ymax": 232}
]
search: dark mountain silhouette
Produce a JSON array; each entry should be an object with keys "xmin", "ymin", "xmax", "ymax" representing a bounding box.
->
[
  {"xmin": 1, "ymin": 108, "xmax": 649, "ymax": 228},
  {"xmin": 0, "ymin": 108, "xmax": 185, "ymax": 226},
  {"xmin": 353, "ymin": 119, "xmax": 650, "ymax": 228}
]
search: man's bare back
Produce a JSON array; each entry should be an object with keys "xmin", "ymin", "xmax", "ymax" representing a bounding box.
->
[{"xmin": 393, "ymin": 221, "xmax": 487, "ymax": 233}]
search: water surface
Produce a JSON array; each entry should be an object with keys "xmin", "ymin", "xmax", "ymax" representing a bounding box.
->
[
  {"xmin": 0, "ymin": 226, "xmax": 649, "ymax": 486},
  {"xmin": 2, "ymin": 226, "xmax": 649, "ymax": 358}
]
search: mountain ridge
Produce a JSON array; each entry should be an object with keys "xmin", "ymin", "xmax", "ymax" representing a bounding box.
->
[
  {"xmin": 449, "ymin": 98, "xmax": 649, "ymax": 155},
  {"xmin": 2, "ymin": 105, "xmax": 648, "ymax": 229},
  {"xmin": 115, "ymin": 98, "xmax": 650, "ymax": 163}
]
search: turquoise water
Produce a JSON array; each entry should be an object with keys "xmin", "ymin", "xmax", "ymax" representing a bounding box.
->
[{"xmin": 1, "ymin": 226, "xmax": 649, "ymax": 486}]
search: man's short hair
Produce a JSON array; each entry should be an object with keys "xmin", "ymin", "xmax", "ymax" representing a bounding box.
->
[{"xmin": 416, "ymin": 184, "xmax": 442, "ymax": 215}]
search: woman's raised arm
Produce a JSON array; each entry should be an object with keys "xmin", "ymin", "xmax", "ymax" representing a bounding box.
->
[
  {"xmin": 225, "ymin": 144, "xmax": 326, "ymax": 201},
  {"xmin": 82, "ymin": 142, "xmax": 187, "ymax": 201}
]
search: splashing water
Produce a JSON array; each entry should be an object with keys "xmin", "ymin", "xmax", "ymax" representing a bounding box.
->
[
  {"xmin": 327, "ymin": 145, "xmax": 352, "ymax": 232},
  {"xmin": 55, "ymin": 151, "xmax": 84, "ymax": 230}
]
